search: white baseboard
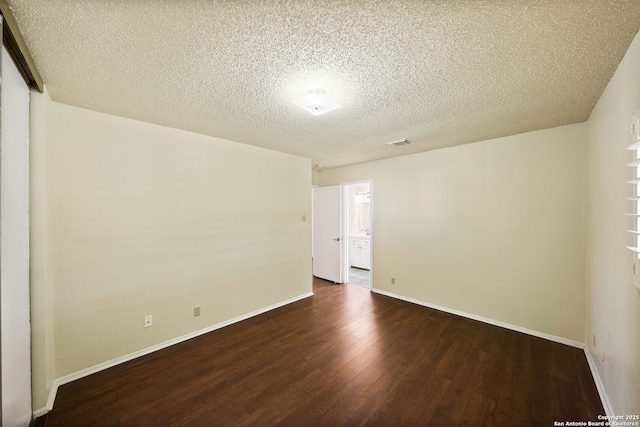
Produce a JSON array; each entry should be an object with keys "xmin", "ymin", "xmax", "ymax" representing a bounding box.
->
[
  {"xmin": 371, "ymin": 288, "xmax": 584, "ymax": 348},
  {"xmin": 33, "ymin": 406, "xmax": 49, "ymax": 418},
  {"xmin": 584, "ymin": 347, "xmax": 614, "ymax": 417},
  {"xmin": 33, "ymin": 291, "xmax": 314, "ymax": 417}
]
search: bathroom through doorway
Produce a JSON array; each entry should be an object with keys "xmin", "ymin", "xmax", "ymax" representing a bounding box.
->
[{"xmin": 343, "ymin": 180, "xmax": 372, "ymax": 289}]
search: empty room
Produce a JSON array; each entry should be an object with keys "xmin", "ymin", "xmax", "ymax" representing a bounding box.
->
[{"xmin": 1, "ymin": 1, "xmax": 639, "ymax": 426}]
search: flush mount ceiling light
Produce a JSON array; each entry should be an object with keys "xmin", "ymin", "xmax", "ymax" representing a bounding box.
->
[{"xmin": 293, "ymin": 89, "xmax": 342, "ymax": 116}]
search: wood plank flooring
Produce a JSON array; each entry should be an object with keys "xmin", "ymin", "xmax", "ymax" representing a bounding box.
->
[{"xmin": 37, "ymin": 277, "xmax": 604, "ymax": 426}]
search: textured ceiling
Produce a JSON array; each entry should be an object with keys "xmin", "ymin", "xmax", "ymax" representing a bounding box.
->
[{"xmin": 7, "ymin": 0, "xmax": 640, "ymax": 169}]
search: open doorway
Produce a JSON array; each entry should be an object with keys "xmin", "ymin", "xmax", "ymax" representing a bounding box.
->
[{"xmin": 343, "ymin": 180, "xmax": 372, "ymax": 288}]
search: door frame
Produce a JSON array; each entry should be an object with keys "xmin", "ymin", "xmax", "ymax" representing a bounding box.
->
[{"xmin": 341, "ymin": 179, "xmax": 373, "ymax": 289}]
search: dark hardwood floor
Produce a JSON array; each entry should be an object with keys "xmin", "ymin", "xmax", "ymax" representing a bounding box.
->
[{"xmin": 37, "ymin": 277, "xmax": 604, "ymax": 426}]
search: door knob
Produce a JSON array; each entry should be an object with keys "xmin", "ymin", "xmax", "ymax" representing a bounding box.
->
[{"xmin": 333, "ymin": 237, "xmax": 341, "ymax": 241}]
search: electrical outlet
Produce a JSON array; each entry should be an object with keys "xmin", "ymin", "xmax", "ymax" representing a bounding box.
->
[
  {"xmin": 144, "ymin": 315, "xmax": 152, "ymax": 328},
  {"xmin": 391, "ymin": 277, "xmax": 396, "ymax": 285},
  {"xmin": 194, "ymin": 306, "xmax": 201, "ymax": 317}
]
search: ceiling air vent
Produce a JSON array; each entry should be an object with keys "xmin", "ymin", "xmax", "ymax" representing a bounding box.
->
[{"xmin": 385, "ymin": 139, "xmax": 411, "ymax": 147}]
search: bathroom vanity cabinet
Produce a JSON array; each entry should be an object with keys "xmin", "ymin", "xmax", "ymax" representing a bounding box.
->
[{"xmin": 349, "ymin": 237, "xmax": 370, "ymax": 270}]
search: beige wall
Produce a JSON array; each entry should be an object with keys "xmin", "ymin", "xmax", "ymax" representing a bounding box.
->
[
  {"xmin": 30, "ymin": 99, "xmax": 312, "ymax": 409},
  {"xmin": 586, "ymin": 30, "xmax": 640, "ymax": 415},
  {"xmin": 319, "ymin": 124, "xmax": 587, "ymax": 342}
]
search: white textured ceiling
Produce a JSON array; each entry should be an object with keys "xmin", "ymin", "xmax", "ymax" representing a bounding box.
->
[{"xmin": 7, "ymin": 0, "xmax": 640, "ymax": 168}]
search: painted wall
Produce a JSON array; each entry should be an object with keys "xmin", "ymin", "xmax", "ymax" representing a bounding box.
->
[
  {"xmin": 29, "ymin": 100, "xmax": 312, "ymax": 409},
  {"xmin": 586, "ymin": 29, "xmax": 640, "ymax": 416},
  {"xmin": 319, "ymin": 123, "xmax": 587, "ymax": 343},
  {"xmin": 1, "ymin": 46, "xmax": 32, "ymax": 427}
]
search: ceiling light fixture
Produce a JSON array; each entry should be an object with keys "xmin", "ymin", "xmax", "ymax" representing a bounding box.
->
[{"xmin": 293, "ymin": 89, "xmax": 342, "ymax": 116}]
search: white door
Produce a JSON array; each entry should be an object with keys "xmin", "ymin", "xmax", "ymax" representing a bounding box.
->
[{"xmin": 312, "ymin": 185, "xmax": 343, "ymax": 283}]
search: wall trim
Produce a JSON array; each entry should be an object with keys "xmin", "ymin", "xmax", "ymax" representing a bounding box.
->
[
  {"xmin": 32, "ymin": 291, "xmax": 314, "ymax": 417},
  {"xmin": 584, "ymin": 347, "xmax": 614, "ymax": 417},
  {"xmin": 371, "ymin": 288, "xmax": 584, "ymax": 348}
]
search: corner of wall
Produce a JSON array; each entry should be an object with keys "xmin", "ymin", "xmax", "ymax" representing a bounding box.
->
[{"xmin": 585, "ymin": 28, "xmax": 640, "ymax": 416}]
